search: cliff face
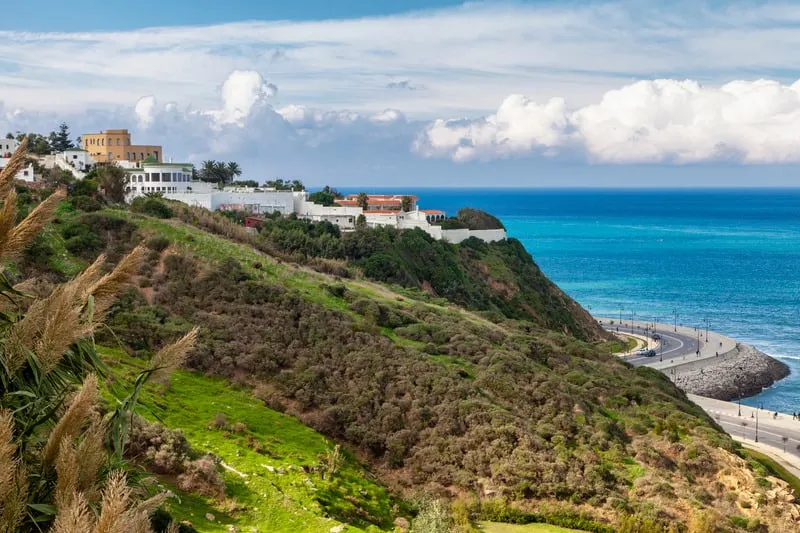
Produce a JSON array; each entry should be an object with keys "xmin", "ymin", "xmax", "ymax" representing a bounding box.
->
[{"xmin": 674, "ymin": 344, "xmax": 790, "ymax": 400}]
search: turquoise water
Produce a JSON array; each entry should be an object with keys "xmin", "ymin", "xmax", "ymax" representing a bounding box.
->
[{"xmin": 350, "ymin": 188, "xmax": 800, "ymax": 412}]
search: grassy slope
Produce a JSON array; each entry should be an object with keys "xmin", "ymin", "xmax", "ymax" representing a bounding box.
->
[
  {"xmin": 103, "ymin": 347, "xmax": 407, "ymax": 533},
  {"xmin": 479, "ymin": 523, "xmax": 583, "ymax": 533}
]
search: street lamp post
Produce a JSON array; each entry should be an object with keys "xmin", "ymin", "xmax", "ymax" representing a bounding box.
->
[
  {"xmin": 755, "ymin": 410, "xmax": 759, "ymax": 442},
  {"xmin": 673, "ymin": 308, "xmax": 678, "ymax": 332}
]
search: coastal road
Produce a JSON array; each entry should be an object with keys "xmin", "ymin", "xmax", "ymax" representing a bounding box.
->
[
  {"xmin": 690, "ymin": 394, "xmax": 800, "ymax": 475},
  {"xmin": 597, "ymin": 318, "xmax": 737, "ymax": 369}
]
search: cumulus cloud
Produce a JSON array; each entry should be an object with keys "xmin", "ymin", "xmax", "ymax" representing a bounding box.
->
[
  {"xmin": 211, "ymin": 70, "xmax": 278, "ymax": 126},
  {"xmin": 416, "ymin": 78, "xmax": 800, "ymax": 163},
  {"xmin": 415, "ymin": 95, "xmax": 569, "ymax": 162},
  {"xmin": 134, "ymin": 96, "xmax": 157, "ymax": 128}
]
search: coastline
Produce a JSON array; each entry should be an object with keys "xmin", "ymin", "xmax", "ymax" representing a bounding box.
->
[{"xmin": 671, "ymin": 343, "xmax": 790, "ymax": 401}]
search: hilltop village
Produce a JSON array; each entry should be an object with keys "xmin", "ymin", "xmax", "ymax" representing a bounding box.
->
[{"xmin": 1, "ymin": 127, "xmax": 506, "ymax": 244}]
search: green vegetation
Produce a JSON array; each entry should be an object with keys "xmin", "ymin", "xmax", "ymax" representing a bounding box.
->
[
  {"xmin": 8, "ymin": 172, "xmax": 800, "ymax": 532},
  {"xmin": 744, "ymin": 448, "xmax": 800, "ymax": 495},
  {"xmin": 479, "ymin": 523, "xmax": 584, "ymax": 533},
  {"xmin": 104, "ymin": 347, "xmax": 408, "ymax": 532},
  {"xmin": 309, "ymin": 185, "xmax": 344, "ymax": 206}
]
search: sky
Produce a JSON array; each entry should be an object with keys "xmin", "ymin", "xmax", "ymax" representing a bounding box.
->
[{"xmin": 3, "ymin": 0, "xmax": 800, "ymax": 187}]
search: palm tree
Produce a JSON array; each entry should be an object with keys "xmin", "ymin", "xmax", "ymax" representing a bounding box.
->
[
  {"xmin": 357, "ymin": 192, "xmax": 369, "ymax": 210},
  {"xmin": 199, "ymin": 160, "xmax": 216, "ymax": 183},
  {"xmin": 226, "ymin": 161, "xmax": 242, "ymax": 183},
  {"xmin": 401, "ymin": 195, "xmax": 413, "ymax": 212},
  {"xmin": 213, "ymin": 161, "xmax": 227, "ymax": 188}
]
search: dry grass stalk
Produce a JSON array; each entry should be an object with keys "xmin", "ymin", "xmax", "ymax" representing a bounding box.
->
[
  {"xmin": 4, "ymin": 246, "xmax": 141, "ymax": 375},
  {"xmin": 0, "ymin": 137, "xmax": 28, "ymax": 201},
  {"xmin": 51, "ymin": 493, "xmax": 92, "ymax": 533},
  {"xmin": 54, "ymin": 436, "xmax": 79, "ymax": 511},
  {"xmin": 42, "ymin": 374, "xmax": 99, "ymax": 466},
  {"xmin": 85, "ymin": 245, "xmax": 145, "ymax": 317},
  {"xmin": 0, "ymin": 464, "xmax": 28, "ymax": 533},
  {"xmin": 0, "ymin": 411, "xmax": 15, "ymax": 504},
  {"xmin": 75, "ymin": 415, "xmax": 107, "ymax": 504},
  {"xmin": 150, "ymin": 327, "xmax": 199, "ymax": 384},
  {"xmin": 0, "ymin": 188, "xmax": 65, "ymax": 263},
  {"xmin": 93, "ymin": 470, "xmax": 132, "ymax": 533}
]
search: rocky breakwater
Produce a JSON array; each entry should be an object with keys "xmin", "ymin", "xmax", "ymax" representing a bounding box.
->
[{"xmin": 673, "ymin": 343, "xmax": 789, "ymax": 401}]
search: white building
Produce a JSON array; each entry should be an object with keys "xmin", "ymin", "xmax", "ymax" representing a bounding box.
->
[
  {"xmin": 0, "ymin": 138, "xmax": 35, "ymax": 182},
  {"xmin": 125, "ymin": 163, "xmax": 295, "ymax": 215},
  {"xmin": 1, "ymin": 138, "xmax": 19, "ymax": 156},
  {"xmin": 60, "ymin": 150, "xmax": 95, "ymax": 172}
]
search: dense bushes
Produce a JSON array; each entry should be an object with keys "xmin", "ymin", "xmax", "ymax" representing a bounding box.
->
[
  {"xmin": 131, "ymin": 253, "xmax": 727, "ymax": 515},
  {"xmin": 60, "ymin": 212, "xmax": 138, "ymax": 260},
  {"xmin": 131, "ymin": 196, "xmax": 173, "ymax": 218}
]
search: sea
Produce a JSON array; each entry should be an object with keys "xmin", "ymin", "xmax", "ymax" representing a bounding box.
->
[{"xmin": 343, "ymin": 188, "xmax": 800, "ymax": 412}]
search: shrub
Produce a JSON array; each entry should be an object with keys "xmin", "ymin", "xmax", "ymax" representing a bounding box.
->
[
  {"xmin": 131, "ymin": 196, "xmax": 173, "ymax": 218},
  {"xmin": 177, "ymin": 455, "xmax": 226, "ymax": 497},
  {"xmin": 411, "ymin": 499, "xmax": 452, "ymax": 533},
  {"xmin": 211, "ymin": 412, "xmax": 228, "ymax": 429},
  {"xmin": 126, "ymin": 417, "xmax": 193, "ymax": 475},
  {"xmin": 72, "ymin": 195, "xmax": 102, "ymax": 212},
  {"xmin": 146, "ymin": 236, "xmax": 171, "ymax": 252}
]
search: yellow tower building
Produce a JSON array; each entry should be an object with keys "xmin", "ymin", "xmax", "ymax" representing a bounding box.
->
[{"xmin": 81, "ymin": 129, "xmax": 162, "ymax": 164}]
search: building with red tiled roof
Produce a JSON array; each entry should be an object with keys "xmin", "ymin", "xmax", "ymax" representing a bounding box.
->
[{"xmin": 335, "ymin": 194, "xmax": 417, "ymax": 212}]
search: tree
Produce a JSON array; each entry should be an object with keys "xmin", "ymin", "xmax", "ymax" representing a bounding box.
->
[
  {"xmin": 95, "ymin": 165, "xmax": 128, "ymax": 203},
  {"xmin": 356, "ymin": 214, "xmax": 367, "ymax": 228},
  {"xmin": 265, "ymin": 178, "xmax": 305, "ymax": 191},
  {"xmin": 5, "ymin": 132, "xmax": 13, "ymax": 139},
  {"xmin": 49, "ymin": 122, "xmax": 75, "ymax": 153},
  {"xmin": 226, "ymin": 161, "xmax": 242, "ymax": 182},
  {"xmin": 357, "ymin": 192, "xmax": 369, "ymax": 210},
  {"xmin": 401, "ymin": 195, "xmax": 413, "ymax": 212},
  {"xmin": 308, "ymin": 185, "xmax": 343, "ymax": 207}
]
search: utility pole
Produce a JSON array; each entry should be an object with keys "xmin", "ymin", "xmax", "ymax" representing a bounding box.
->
[
  {"xmin": 673, "ymin": 308, "xmax": 678, "ymax": 332},
  {"xmin": 704, "ymin": 316, "xmax": 709, "ymax": 342},
  {"xmin": 755, "ymin": 410, "xmax": 759, "ymax": 442}
]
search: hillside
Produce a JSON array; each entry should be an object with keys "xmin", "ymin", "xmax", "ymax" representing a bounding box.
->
[{"xmin": 9, "ymin": 187, "xmax": 800, "ymax": 532}]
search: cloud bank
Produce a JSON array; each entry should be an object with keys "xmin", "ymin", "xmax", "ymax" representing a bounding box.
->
[{"xmin": 418, "ymin": 79, "xmax": 800, "ymax": 163}]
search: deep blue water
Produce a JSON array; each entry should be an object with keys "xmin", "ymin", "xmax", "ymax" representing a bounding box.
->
[{"xmin": 341, "ymin": 188, "xmax": 800, "ymax": 412}]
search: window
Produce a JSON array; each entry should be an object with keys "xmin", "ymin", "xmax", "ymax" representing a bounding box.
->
[
  {"xmin": 116, "ymin": 139, "xmax": 121, "ymax": 146},
  {"xmin": 153, "ymin": 151, "xmax": 159, "ymax": 160},
  {"xmin": 140, "ymin": 153, "xmax": 144, "ymax": 160},
  {"xmin": 108, "ymin": 152, "xmax": 113, "ymax": 159},
  {"xmin": 138, "ymin": 175, "xmax": 143, "ymax": 183},
  {"xmin": 72, "ymin": 155, "xmax": 77, "ymax": 160},
  {"xmin": 145, "ymin": 174, "xmax": 150, "ymax": 182},
  {"xmin": 151, "ymin": 173, "xmax": 160, "ymax": 182},
  {"xmin": 163, "ymin": 172, "xmax": 171, "ymax": 182}
]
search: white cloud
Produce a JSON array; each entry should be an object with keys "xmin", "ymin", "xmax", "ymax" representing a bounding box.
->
[
  {"xmin": 134, "ymin": 96, "xmax": 156, "ymax": 128},
  {"xmin": 416, "ymin": 78, "xmax": 800, "ymax": 163},
  {"xmin": 4, "ymin": 2, "xmax": 800, "ymax": 118},
  {"xmin": 211, "ymin": 70, "xmax": 278, "ymax": 126},
  {"xmin": 415, "ymin": 95, "xmax": 569, "ymax": 162}
]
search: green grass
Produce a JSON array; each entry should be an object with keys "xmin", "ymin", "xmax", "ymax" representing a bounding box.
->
[
  {"xmin": 596, "ymin": 336, "xmax": 638, "ymax": 355},
  {"xmin": 101, "ymin": 347, "xmax": 409, "ymax": 532},
  {"xmin": 479, "ymin": 522, "xmax": 585, "ymax": 533},
  {"xmin": 743, "ymin": 448, "xmax": 800, "ymax": 496}
]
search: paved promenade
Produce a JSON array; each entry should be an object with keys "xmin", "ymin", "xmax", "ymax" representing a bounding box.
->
[
  {"xmin": 598, "ymin": 317, "xmax": 800, "ymax": 474},
  {"xmin": 597, "ymin": 318, "xmax": 737, "ymax": 369},
  {"xmin": 690, "ymin": 394, "xmax": 800, "ymax": 477}
]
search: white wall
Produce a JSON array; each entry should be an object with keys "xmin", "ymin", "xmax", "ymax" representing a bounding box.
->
[
  {"xmin": 441, "ymin": 228, "xmax": 507, "ymax": 244},
  {"xmin": 0, "ymin": 158, "xmax": 34, "ymax": 182},
  {"xmin": 0, "ymin": 138, "xmax": 19, "ymax": 155}
]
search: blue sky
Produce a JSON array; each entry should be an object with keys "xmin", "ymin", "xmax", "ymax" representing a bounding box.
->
[
  {"xmin": 3, "ymin": 1, "xmax": 800, "ymax": 187},
  {"xmin": 0, "ymin": 0, "xmax": 470, "ymax": 31}
]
